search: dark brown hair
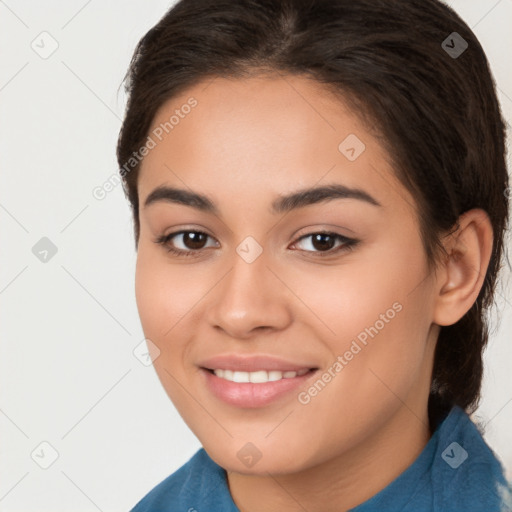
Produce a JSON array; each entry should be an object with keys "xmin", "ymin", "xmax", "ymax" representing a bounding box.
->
[{"xmin": 117, "ymin": 0, "xmax": 509, "ymax": 428}]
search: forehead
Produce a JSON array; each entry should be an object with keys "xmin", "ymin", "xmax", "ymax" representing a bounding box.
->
[{"xmin": 137, "ymin": 74, "xmax": 412, "ymax": 217}]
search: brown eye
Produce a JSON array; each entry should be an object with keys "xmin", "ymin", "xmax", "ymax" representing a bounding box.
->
[
  {"xmin": 179, "ymin": 232, "xmax": 208, "ymax": 250},
  {"xmin": 154, "ymin": 230, "xmax": 218, "ymax": 257},
  {"xmin": 310, "ymin": 233, "xmax": 337, "ymax": 252},
  {"xmin": 293, "ymin": 232, "xmax": 356, "ymax": 255}
]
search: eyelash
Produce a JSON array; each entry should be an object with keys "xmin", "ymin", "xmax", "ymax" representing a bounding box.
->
[{"xmin": 153, "ymin": 230, "xmax": 359, "ymax": 258}]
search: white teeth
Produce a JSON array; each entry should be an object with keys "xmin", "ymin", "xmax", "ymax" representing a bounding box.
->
[
  {"xmin": 268, "ymin": 370, "xmax": 283, "ymax": 381},
  {"xmin": 232, "ymin": 371, "xmax": 249, "ymax": 383},
  {"xmin": 249, "ymin": 371, "xmax": 268, "ymax": 383},
  {"xmin": 212, "ymin": 368, "xmax": 310, "ymax": 383}
]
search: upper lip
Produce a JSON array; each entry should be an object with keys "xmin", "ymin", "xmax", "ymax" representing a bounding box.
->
[{"xmin": 199, "ymin": 354, "xmax": 317, "ymax": 372}]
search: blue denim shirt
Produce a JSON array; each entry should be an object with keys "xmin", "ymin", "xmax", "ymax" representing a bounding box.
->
[{"xmin": 131, "ymin": 406, "xmax": 512, "ymax": 512}]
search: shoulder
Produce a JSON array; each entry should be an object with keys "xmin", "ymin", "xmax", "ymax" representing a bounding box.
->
[
  {"xmin": 130, "ymin": 448, "xmax": 237, "ymax": 512},
  {"xmin": 432, "ymin": 406, "xmax": 511, "ymax": 512},
  {"xmin": 353, "ymin": 405, "xmax": 511, "ymax": 512}
]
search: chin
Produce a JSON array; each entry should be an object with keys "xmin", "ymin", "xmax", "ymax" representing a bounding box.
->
[{"xmin": 201, "ymin": 437, "xmax": 315, "ymax": 476}]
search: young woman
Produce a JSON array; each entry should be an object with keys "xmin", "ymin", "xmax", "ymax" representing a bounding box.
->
[{"xmin": 117, "ymin": 0, "xmax": 511, "ymax": 510}]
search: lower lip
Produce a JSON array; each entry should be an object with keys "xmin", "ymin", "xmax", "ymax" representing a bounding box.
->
[{"xmin": 201, "ymin": 368, "xmax": 316, "ymax": 408}]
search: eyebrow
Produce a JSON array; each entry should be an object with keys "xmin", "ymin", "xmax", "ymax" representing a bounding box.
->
[{"xmin": 143, "ymin": 183, "xmax": 381, "ymax": 215}]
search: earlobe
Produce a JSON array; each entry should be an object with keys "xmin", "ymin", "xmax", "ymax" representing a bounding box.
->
[{"xmin": 433, "ymin": 209, "xmax": 493, "ymax": 327}]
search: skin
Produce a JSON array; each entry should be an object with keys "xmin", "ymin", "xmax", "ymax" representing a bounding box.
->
[{"xmin": 134, "ymin": 73, "xmax": 493, "ymax": 512}]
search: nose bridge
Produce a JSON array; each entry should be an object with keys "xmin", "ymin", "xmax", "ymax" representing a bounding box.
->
[{"xmin": 206, "ymin": 239, "xmax": 291, "ymax": 337}]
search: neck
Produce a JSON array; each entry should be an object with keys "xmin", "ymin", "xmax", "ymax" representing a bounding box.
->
[{"xmin": 227, "ymin": 404, "xmax": 432, "ymax": 512}]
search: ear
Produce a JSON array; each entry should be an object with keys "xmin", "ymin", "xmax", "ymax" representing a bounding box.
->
[{"xmin": 433, "ymin": 209, "xmax": 493, "ymax": 327}]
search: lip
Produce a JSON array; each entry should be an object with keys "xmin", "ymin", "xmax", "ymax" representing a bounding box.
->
[
  {"xmin": 198, "ymin": 354, "xmax": 318, "ymax": 408},
  {"xmin": 198, "ymin": 354, "xmax": 316, "ymax": 372}
]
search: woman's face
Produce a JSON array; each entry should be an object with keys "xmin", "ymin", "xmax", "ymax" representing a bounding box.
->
[{"xmin": 135, "ymin": 74, "xmax": 440, "ymax": 474}]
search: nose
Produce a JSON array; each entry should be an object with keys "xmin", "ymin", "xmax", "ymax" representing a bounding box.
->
[{"xmin": 205, "ymin": 247, "xmax": 293, "ymax": 339}]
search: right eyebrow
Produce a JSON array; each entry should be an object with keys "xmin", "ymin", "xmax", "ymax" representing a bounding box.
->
[{"xmin": 144, "ymin": 185, "xmax": 219, "ymax": 213}]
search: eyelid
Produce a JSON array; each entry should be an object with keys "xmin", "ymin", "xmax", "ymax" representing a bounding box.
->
[{"xmin": 292, "ymin": 224, "xmax": 356, "ymax": 239}]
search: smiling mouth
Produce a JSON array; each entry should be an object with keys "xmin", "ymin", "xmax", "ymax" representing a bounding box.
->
[
  {"xmin": 200, "ymin": 364, "xmax": 319, "ymax": 408},
  {"xmin": 204, "ymin": 367, "xmax": 316, "ymax": 383}
]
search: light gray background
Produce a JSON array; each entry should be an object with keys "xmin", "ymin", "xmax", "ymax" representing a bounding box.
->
[{"xmin": 1, "ymin": 1, "xmax": 511, "ymax": 510}]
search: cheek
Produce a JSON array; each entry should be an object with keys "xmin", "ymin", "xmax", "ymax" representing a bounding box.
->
[
  {"xmin": 294, "ymin": 242, "xmax": 429, "ymax": 348},
  {"xmin": 134, "ymin": 248, "xmax": 200, "ymax": 406},
  {"xmin": 134, "ymin": 249, "xmax": 185, "ymax": 371},
  {"xmin": 135, "ymin": 246, "xmax": 198, "ymax": 337},
  {"xmin": 310, "ymin": 240, "xmax": 434, "ymax": 402},
  {"xmin": 135, "ymin": 251, "xmax": 168, "ymax": 337},
  {"xmin": 291, "ymin": 283, "xmax": 434, "ymax": 467},
  {"xmin": 134, "ymin": 245, "xmax": 216, "ymax": 380}
]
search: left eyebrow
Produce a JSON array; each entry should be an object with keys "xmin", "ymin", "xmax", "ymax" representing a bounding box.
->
[
  {"xmin": 142, "ymin": 183, "xmax": 381, "ymax": 214},
  {"xmin": 271, "ymin": 183, "xmax": 381, "ymax": 214}
]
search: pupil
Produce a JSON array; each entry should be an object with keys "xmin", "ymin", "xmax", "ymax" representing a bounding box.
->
[
  {"xmin": 185, "ymin": 232, "xmax": 206, "ymax": 249},
  {"xmin": 312, "ymin": 233, "xmax": 335, "ymax": 251}
]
